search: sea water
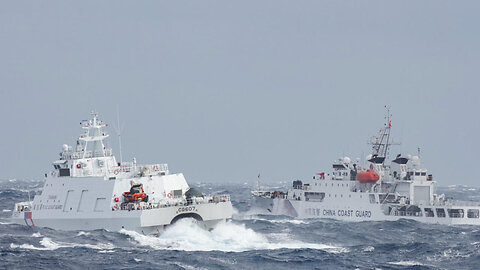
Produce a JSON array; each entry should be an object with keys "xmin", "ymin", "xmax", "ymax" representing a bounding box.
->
[{"xmin": 1, "ymin": 179, "xmax": 480, "ymax": 269}]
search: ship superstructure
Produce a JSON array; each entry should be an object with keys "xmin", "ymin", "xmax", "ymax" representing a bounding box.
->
[
  {"xmin": 12, "ymin": 112, "xmax": 232, "ymax": 234},
  {"xmin": 253, "ymin": 107, "xmax": 480, "ymax": 225}
]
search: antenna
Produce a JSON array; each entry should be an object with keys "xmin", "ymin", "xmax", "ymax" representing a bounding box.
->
[
  {"xmin": 114, "ymin": 106, "xmax": 124, "ymax": 164},
  {"xmin": 367, "ymin": 106, "xmax": 399, "ymax": 163},
  {"xmin": 384, "ymin": 105, "xmax": 391, "ymax": 158},
  {"xmin": 256, "ymin": 173, "xmax": 261, "ymax": 190}
]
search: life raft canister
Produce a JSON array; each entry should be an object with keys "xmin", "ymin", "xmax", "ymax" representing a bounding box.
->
[{"xmin": 357, "ymin": 169, "xmax": 380, "ymax": 183}]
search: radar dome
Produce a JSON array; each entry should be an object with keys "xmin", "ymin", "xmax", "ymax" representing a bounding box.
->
[
  {"xmin": 411, "ymin": 156, "xmax": 421, "ymax": 166},
  {"xmin": 62, "ymin": 144, "xmax": 69, "ymax": 151},
  {"xmin": 343, "ymin": 157, "xmax": 351, "ymax": 164}
]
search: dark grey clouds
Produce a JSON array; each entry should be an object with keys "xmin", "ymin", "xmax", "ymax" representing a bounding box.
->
[{"xmin": 1, "ymin": 1, "xmax": 479, "ymax": 185}]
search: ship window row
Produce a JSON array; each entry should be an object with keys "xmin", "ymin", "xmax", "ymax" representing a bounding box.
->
[
  {"xmin": 414, "ymin": 172, "xmax": 427, "ymax": 176},
  {"xmin": 323, "ymin": 183, "xmax": 349, "ymax": 187},
  {"xmin": 425, "ymin": 208, "xmax": 479, "ymax": 218}
]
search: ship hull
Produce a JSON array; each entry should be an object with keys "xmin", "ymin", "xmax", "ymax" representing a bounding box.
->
[
  {"xmin": 258, "ymin": 196, "xmax": 480, "ymax": 225},
  {"xmin": 12, "ymin": 174, "xmax": 233, "ymax": 234},
  {"xmin": 11, "ymin": 201, "xmax": 232, "ymax": 234}
]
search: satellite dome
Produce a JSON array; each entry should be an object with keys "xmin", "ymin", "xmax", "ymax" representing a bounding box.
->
[{"xmin": 411, "ymin": 156, "xmax": 420, "ymax": 166}]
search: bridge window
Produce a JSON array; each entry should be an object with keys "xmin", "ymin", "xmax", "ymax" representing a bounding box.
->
[
  {"xmin": 436, "ymin": 208, "xmax": 446, "ymax": 217},
  {"xmin": 447, "ymin": 209, "xmax": 464, "ymax": 218},
  {"xmin": 467, "ymin": 209, "xmax": 479, "ymax": 218},
  {"xmin": 406, "ymin": 205, "xmax": 422, "ymax": 217},
  {"xmin": 424, "ymin": 208, "xmax": 434, "ymax": 217}
]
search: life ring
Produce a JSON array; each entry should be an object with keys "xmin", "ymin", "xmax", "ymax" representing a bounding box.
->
[
  {"xmin": 76, "ymin": 164, "xmax": 81, "ymax": 169},
  {"xmin": 167, "ymin": 193, "xmax": 173, "ymax": 198},
  {"xmin": 114, "ymin": 197, "xmax": 119, "ymax": 202},
  {"xmin": 153, "ymin": 165, "xmax": 159, "ymax": 171},
  {"xmin": 114, "ymin": 169, "xmax": 119, "ymax": 175}
]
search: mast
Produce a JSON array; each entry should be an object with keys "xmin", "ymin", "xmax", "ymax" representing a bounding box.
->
[
  {"xmin": 368, "ymin": 105, "xmax": 398, "ymax": 164},
  {"xmin": 79, "ymin": 111, "xmax": 110, "ymax": 159},
  {"xmin": 383, "ymin": 105, "xmax": 392, "ymax": 158},
  {"xmin": 115, "ymin": 106, "xmax": 123, "ymax": 164}
]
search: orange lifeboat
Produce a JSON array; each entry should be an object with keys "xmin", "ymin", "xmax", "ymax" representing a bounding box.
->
[{"xmin": 357, "ymin": 170, "xmax": 379, "ymax": 183}]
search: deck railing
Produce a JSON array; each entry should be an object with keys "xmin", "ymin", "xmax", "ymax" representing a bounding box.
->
[{"xmin": 113, "ymin": 194, "xmax": 231, "ymax": 211}]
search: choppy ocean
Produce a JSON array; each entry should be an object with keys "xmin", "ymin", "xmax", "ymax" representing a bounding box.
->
[{"xmin": 1, "ymin": 179, "xmax": 480, "ymax": 270}]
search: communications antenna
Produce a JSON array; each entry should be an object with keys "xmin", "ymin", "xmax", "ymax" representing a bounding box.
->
[{"xmin": 114, "ymin": 106, "xmax": 124, "ymax": 164}]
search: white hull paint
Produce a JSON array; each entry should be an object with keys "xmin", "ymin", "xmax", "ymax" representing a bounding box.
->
[
  {"xmin": 256, "ymin": 180, "xmax": 480, "ymax": 226},
  {"xmin": 253, "ymin": 108, "xmax": 480, "ymax": 226},
  {"xmin": 12, "ymin": 112, "xmax": 233, "ymax": 234}
]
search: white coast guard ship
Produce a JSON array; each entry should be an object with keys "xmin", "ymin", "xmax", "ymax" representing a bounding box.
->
[
  {"xmin": 12, "ymin": 112, "xmax": 232, "ymax": 234},
  {"xmin": 253, "ymin": 108, "xmax": 480, "ymax": 225}
]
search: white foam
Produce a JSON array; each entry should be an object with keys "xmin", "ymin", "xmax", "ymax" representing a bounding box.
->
[
  {"xmin": 10, "ymin": 237, "xmax": 115, "ymax": 251},
  {"xmin": 170, "ymin": 262, "xmax": 208, "ymax": 270},
  {"xmin": 2, "ymin": 209, "xmax": 12, "ymax": 212},
  {"xmin": 363, "ymin": 246, "xmax": 374, "ymax": 252},
  {"xmin": 388, "ymin": 261, "xmax": 424, "ymax": 266},
  {"xmin": 121, "ymin": 219, "xmax": 345, "ymax": 253},
  {"xmin": 269, "ymin": 219, "xmax": 309, "ymax": 225},
  {"xmin": 76, "ymin": 231, "xmax": 91, "ymax": 237},
  {"xmin": 10, "ymin": 243, "xmax": 46, "ymax": 250},
  {"xmin": 98, "ymin": 250, "xmax": 115, "ymax": 253},
  {"xmin": 31, "ymin": 232, "xmax": 42, "ymax": 237}
]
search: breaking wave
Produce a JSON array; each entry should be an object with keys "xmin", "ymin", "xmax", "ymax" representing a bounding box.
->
[
  {"xmin": 10, "ymin": 237, "xmax": 115, "ymax": 251},
  {"xmin": 121, "ymin": 219, "xmax": 344, "ymax": 253}
]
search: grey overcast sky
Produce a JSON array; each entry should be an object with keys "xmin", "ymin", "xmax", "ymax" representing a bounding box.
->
[{"xmin": 1, "ymin": 1, "xmax": 479, "ymax": 186}]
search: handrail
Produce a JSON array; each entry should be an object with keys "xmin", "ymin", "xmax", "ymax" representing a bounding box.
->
[{"xmin": 112, "ymin": 194, "xmax": 231, "ymax": 211}]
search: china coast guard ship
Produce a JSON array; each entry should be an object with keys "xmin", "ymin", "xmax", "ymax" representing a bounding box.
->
[
  {"xmin": 253, "ymin": 108, "xmax": 480, "ymax": 225},
  {"xmin": 12, "ymin": 112, "xmax": 232, "ymax": 234}
]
